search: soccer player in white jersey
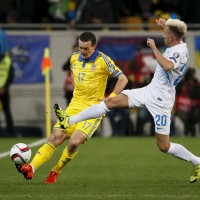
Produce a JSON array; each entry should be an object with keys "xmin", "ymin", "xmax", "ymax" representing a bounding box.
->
[{"xmin": 56, "ymin": 18, "xmax": 200, "ymax": 183}]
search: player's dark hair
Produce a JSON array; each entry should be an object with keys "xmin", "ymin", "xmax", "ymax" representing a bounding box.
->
[{"xmin": 79, "ymin": 31, "xmax": 96, "ymax": 46}]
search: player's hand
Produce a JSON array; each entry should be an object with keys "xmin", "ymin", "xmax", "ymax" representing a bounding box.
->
[
  {"xmin": 99, "ymin": 92, "xmax": 117, "ymax": 101},
  {"xmin": 156, "ymin": 18, "xmax": 166, "ymax": 29},
  {"xmin": 147, "ymin": 38, "xmax": 156, "ymax": 49}
]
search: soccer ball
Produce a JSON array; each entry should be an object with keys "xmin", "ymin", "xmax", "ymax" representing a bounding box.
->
[{"xmin": 10, "ymin": 143, "xmax": 32, "ymax": 165}]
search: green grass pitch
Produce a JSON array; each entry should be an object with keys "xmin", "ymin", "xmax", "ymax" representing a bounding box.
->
[{"xmin": 1, "ymin": 136, "xmax": 200, "ymax": 200}]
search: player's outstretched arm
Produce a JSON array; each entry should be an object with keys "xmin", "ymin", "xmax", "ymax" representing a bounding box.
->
[{"xmin": 147, "ymin": 38, "xmax": 174, "ymax": 71}]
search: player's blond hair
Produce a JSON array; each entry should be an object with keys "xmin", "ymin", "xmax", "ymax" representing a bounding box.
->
[{"xmin": 166, "ymin": 18, "xmax": 187, "ymax": 39}]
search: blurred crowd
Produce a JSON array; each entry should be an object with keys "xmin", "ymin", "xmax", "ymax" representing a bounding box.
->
[
  {"xmin": 0, "ymin": 0, "xmax": 200, "ymax": 27},
  {"xmin": 175, "ymin": 68, "xmax": 200, "ymax": 137}
]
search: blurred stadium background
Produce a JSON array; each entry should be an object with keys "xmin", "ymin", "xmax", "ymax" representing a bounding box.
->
[
  {"xmin": 0, "ymin": 0, "xmax": 200, "ymax": 138},
  {"xmin": 0, "ymin": 30, "xmax": 199, "ymax": 138}
]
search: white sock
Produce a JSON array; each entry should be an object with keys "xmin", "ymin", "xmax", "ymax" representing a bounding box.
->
[
  {"xmin": 69, "ymin": 101, "xmax": 110, "ymax": 125},
  {"xmin": 167, "ymin": 142, "xmax": 200, "ymax": 165}
]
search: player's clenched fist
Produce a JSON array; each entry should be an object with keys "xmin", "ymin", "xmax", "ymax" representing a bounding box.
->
[{"xmin": 147, "ymin": 38, "xmax": 156, "ymax": 49}]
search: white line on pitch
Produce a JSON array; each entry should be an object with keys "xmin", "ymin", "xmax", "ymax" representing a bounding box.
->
[{"xmin": 0, "ymin": 138, "xmax": 46, "ymax": 159}]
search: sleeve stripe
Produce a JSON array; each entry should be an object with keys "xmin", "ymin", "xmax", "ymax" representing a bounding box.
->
[
  {"xmin": 99, "ymin": 52, "xmax": 123, "ymax": 77},
  {"xmin": 99, "ymin": 52, "xmax": 112, "ymax": 67},
  {"xmin": 114, "ymin": 71, "xmax": 123, "ymax": 77}
]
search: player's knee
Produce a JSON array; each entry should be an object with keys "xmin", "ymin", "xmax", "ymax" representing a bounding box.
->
[
  {"xmin": 68, "ymin": 138, "xmax": 81, "ymax": 152},
  {"xmin": 47, "ymin": 135, "xmax": 58, "ymax": 147},
  {"xmin": 157, "ymin": 143, "xmax": 170, "ymax": 153},
  {"xmin": 47, "ymin": 129, "xmax": 67, "ymax": 147}
]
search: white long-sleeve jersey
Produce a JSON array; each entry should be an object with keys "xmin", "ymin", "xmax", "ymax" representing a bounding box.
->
[{"xmin": 147, "ymin": 43, "xmax": 189, "ymax": 109}]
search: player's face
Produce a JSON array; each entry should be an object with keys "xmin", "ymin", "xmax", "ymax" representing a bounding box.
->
[
  {"xmin": 79, "ymin": 39, "xmax": 96, "ymax": 59},
  {"xmin": 163, "ymin": 27, "xmax": 173, "ymax": 46}
]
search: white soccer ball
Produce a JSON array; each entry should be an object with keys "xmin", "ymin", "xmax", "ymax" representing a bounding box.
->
[{"xmin": 10, "ymin": 143, "xmax": 32, "ymax": 165}]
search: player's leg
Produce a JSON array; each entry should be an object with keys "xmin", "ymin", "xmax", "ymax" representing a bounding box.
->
[
  {"xmin": 156, "ymin": 132, "xmax": 200, "ymax": 162},
  {"xmin": 45, "ymin": 117, "xmax": 101, "ymax": 184},
  {"xmin": 53, "ymin": 130, "xmax": 84, "ymax": 172},
  {"xmin": 147, "ymin": 101, "xmax": 200, "ymax": 183},
  {"xmin": 31, "ymin": 128, "xmax": 68, "ymax": 170},
  {"xmin": 156, "ymin": 133, "xmax": 200, "ymax": 182},
  {"xmin": 57, "ymin": 93, "xmax": 129, "ymax": 129},
  {"xmin": 16, "ymin": 128, "xmax": 67, "ymax": 180},
  {"xmin": 67, "ymin": 87, "xmax": 147, "ymax": 126},
  {"xmin": 45, "ymin": 131, "xmax": 82, "ymax": 184}
]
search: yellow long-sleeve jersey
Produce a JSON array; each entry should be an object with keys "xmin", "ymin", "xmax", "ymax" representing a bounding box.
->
[{"xmin": 68, "ymin": 49, "xmax": 123, "ymax": 112}]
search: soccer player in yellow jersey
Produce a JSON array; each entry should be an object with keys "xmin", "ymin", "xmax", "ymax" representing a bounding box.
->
[{"xmin": 16, "ymin": 31, "xmax": 128, "ymax": 184}]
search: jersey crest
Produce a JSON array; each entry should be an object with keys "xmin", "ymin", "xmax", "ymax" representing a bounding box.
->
[{"xmin": 91, "ymin": 64, "xmax": 97, "ymax": 71}]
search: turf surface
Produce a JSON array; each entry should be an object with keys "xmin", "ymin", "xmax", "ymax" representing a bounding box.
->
[{"xmin": 1, "ymin": 136, "xmax": 200, "ymax": 200}]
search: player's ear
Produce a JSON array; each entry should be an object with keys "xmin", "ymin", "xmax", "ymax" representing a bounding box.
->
[{"xmin": 93, "ymin": 44, "xmax": 97, "ymax": 49}]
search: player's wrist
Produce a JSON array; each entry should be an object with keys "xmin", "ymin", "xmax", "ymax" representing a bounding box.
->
[{"xmin": 109, "ymin": 92, "xmax": 117, "ymax": 97}]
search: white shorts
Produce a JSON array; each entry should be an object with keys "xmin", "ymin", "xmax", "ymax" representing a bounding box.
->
[{"xmin": 121, "ymin": 87, "xmax": 172, "ymax": 135}]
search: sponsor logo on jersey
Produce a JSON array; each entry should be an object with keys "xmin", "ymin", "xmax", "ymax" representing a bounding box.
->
[
  {"xmin": 173, "ymin": 52, "xmax": 179, "ymax": 58},
  {"xmin": 169, "ymin": 52, "xmax": 179, "ymax": 63},
  {"xmin": 157, "ymin": 127, "xmax": 163, "ymax": 130}
]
